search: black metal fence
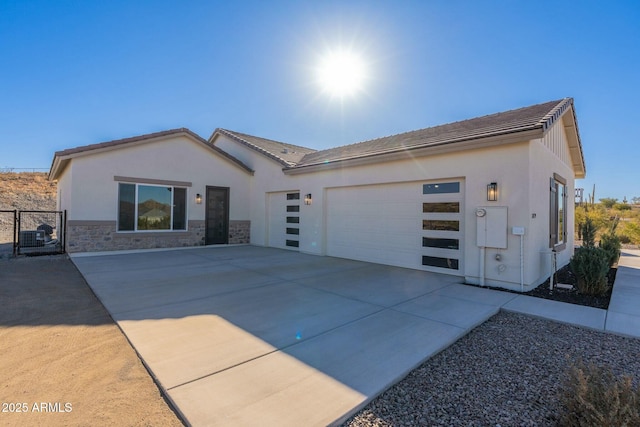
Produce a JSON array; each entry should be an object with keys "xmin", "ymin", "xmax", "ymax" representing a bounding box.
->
[
  {"xmin": 0, "ymin": 210, "xmax": 17, "ymax": 258},
  {"xmin": 0, "ymin": 210, "xmax": 66, "ymax": 257}
]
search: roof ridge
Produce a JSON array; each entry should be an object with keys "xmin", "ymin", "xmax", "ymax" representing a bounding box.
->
[
  {"xmin": 221, "ymin": 129, "xmax": 316, "ymax": 152},
  {"xmin": 216, "ymin": 129, "xmax": 296, "ymax": 167}
]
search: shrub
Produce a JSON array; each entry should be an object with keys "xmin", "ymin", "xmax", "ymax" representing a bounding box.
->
[
  {"xmin": 570, "ymin": 247, "xmax": 610, "ymax": 296},
  {"xmin": 578, "ymin": 217, "xmax": 598, "ymax": 248},
  {"xmin": 614, "ymin": 203, "xmax": 632, "ymax": 211},
  {"xmin": 559, "ymin": 361, "xmax": 640, "ymax": 426},
  {"xmin": 599, "ymin": 197, "xmax": 618, "ymax": 209},
  {"xmin": 600, "ymin": 233, "xmax": 622, "ymax": 267},
  {"xmin": 620, "ymin": 221, "xmax": 640, "ymax": 245}
]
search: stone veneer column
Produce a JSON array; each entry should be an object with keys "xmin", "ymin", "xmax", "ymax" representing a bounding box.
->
[{"xmin": 228, "ymin": 220, "xmax": 250, "ymax": 244}]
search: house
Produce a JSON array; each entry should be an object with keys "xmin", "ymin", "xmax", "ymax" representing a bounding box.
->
[{"xmin": 49, "ymin": 98, "xmax": 585, "ymax": 291}]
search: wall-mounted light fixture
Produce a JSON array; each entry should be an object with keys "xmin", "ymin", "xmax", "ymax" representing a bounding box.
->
[
  {"xmin": 195, "ymin": 193, "xmax": 202, "ymax": 204},
  {"xmin": 487, "ymin": 182, "xmax": 498, "ymax": 201},
  {"xmin": 304, "ymin": 193, "xmax": 312, "ymax": 205}
]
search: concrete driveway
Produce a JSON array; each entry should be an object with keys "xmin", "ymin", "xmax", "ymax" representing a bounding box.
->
[{"xmin": 72, "ymin": 245, "xmax": 517, "ymax": 426}]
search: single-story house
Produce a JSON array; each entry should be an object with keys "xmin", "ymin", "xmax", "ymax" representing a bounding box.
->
[{"xmin": 49, "ymin": 98, "xmax": 585, "ymax": 291}]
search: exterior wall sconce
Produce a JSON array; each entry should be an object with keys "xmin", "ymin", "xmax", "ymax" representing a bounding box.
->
[
  {"xmin": 487, "ymin": 182, "xmax": 498, "ymax": 201},
  {"xmin": 304, "ymin": 193, "xmax": 312, "ymax": 205},
  {"xmin": 195, "ymin": 193, "xmax": 202, "ymax": 204}
]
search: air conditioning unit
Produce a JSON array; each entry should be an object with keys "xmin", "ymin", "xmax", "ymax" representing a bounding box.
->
[{"xmin": 20, "ymin": 230, "xmax": 45, "ymax": 247}]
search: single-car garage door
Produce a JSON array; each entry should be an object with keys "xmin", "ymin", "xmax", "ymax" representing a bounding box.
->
[
  {"xmin": 267, "ymin": 191, "xmax": 300, "ymax": 250},
  {"xmin": 326, "ymin": 180, "xmax": 463, "ymax": 274}
]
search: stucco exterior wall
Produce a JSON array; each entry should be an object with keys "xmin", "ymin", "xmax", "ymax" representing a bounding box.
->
[
  {"xmin": 213, "ymin": 134, "xmax": 301, "ymax": 247},
  {"xmin": 55, "ymin": 163, "xmax": 72, "ymax": 213},
  {"xmin": 288, "ymin": 143, "xmax": 532, "ymax": 288},
  {"xmin": 215, "ymin": 133, "xmax": 565, "ymax": 290},
  {"xmin": 527, "ymin": 122, "xmax": 577, "ymax": 286},
  {"xmin": 56, "ymin": 117, "xmax": 581, "ymax": 291},
  {"xmin": 57, "ymin": 134, "xmax": 252, "ymax": 252},
  {"xmin": 64, "ymin": 135, "xmax": 251, "ymax": 221}
]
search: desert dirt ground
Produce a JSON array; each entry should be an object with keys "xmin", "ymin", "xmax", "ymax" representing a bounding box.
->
[{"xmin": 0, "ymin": 255, "xmax": 184, "ymax": 427}]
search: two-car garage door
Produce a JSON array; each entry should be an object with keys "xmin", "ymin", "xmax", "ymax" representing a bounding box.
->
[{"xmin": 326, "ymin": 180, "xmax": 463, "ymax": 274}]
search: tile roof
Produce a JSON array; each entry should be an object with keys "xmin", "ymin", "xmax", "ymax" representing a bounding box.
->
[
  {"xmin": 214, "ymin": 129, "xmax": 317, "ymax": 167},
  {"xmin": 50, "ymin": 98, "xmax": 584, "ymax": 180},
  {"xmin": 53, "ymin": 128, "xmax": 199, "ymax": 157},
  {"xmin": 295, "ymin": 98, "xmax": 573, "ymax": 167},
  {"xmin": 212, "ymin": 99, "xmax": 582, "ymax": 175},
  {"xmin": 49, "ymin": 128, "xmax": 253, "ymax": 180}
]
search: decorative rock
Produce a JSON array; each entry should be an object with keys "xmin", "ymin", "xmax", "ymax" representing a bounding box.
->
[{"xmin": 343, "ymin": 311, "xmax": 640, "ymax": 427}]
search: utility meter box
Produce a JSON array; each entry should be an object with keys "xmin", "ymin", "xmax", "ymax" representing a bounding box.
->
[{"xmin": 476, "ymin": 206, "xmax": 508, "ymax": 248}]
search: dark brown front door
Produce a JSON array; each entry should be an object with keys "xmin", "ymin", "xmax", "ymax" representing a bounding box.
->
[{"xmin": 205, "ymin": 186, "xmax": 229, "ymax": 245}]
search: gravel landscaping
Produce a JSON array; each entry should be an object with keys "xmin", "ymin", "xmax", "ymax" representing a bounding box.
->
[{"xmin": 343, "ymin": 311, "xmax": 640, "ymax": 426}]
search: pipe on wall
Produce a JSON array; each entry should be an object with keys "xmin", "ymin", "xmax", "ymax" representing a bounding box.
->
[
  {"xmin": 519, "ymin": 234, "xmax": 524, "ymax": 292},
  {"xmin": 479, "ymin": 246, "xmax": 486, "ymax": 287}
]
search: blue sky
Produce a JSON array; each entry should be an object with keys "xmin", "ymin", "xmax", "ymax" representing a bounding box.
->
[{"xmin": 1, "ymin": 1, "xmax": 638, "ymax": 201}]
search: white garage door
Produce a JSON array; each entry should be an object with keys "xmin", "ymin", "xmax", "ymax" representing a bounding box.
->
[
  {"xmin": 267, "ymin": 191, "xmax": 300, "ymax": 250},
  {"xmin": 326, "ymin": 180, "xmax": 463, "ymax": 274}
]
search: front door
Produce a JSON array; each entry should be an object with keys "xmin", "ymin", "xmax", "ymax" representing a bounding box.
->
[{"xmin": 205, "ymin": 186, "xmax": 229, "ymax": 245}]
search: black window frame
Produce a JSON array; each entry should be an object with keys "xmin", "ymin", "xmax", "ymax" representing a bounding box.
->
[{"xmin": 117, "ymin": 182, "xmax": 188, "ymax": 232}]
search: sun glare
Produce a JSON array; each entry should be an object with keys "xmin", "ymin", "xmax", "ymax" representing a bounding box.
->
[{"xmin": 316, "ymin": 50, "xmax": 368, "ymax": 98}]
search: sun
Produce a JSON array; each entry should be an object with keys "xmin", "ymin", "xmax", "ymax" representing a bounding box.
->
[{"xmin": 316, "ymin": 49, "xmax": 368, "ymax": 98}]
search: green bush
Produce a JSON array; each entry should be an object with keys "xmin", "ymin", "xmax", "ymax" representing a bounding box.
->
[
  {"xmin": 559, "ymin": 361, "xmax": 640, "ymax": 426},
  {"xmin": 570, "ymin": 247, "xmax": 610, "ymax": 296},
  {"xmin": 599, "ymin": 197, "xmax": 618, "ymax": 209},
  {"xmin": 600, "ymin": 233, "xmax": 622, "ymax": 267},
  {"xmin": 614, "ymin": 203, "xmax": 632, "ymax": 211},
  {"xmin": 620, "ymin": 221, "xmax": 640, "ymax": 245},
  {"xmin": 578, "ymin": 217, "xmax": 598, "ymax": 248}
]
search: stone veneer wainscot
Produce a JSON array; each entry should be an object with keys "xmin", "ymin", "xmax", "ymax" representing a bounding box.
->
[{"xmin": 66, "ymin": 220, "xmax": 250, "ymax": 253}]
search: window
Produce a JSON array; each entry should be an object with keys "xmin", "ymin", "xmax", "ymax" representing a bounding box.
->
[
  {"xmin": 423, "ymin": 220, "xmax": 459, "ymax": 231},
  {"xmin": 423, "ymin": 202, "xmax": 459, "ymax": 213},
  {"xmin": 550, "ymin": 174, "xmax": 567, "ymax": 249},
  {"xmin": 286, "ymin": 216, "xmax": 300, "ymax": 224},
  {"xmin": 286, "ymin": 193, "xmax": 300, "ymax": 200},
  {"xmin": 286, "ymin": 205, "xmax": 300, "ymax": 212},
  {"xmin": 423, "ymin": 237, "xmax": 459, "ymax": 250},
  {"xmin": 422, "ymin": 256, "xmax": 459, "ymax": 270},
  {"xmin": 286, "ymin": 228, "xmax": 300, "ymax": 235},
  {"xmin": 117, "ymin": 183, "xmax": 187, "ymax": 232},
  {"xmin": 423, "ymin": 182, "xmax": 460, "ymax": 194}
]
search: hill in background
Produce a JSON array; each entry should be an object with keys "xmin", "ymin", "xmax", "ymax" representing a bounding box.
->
[
  {"xmin": 0, "ymin": 172, "xmax": 56, "ymax": 211},
  {"xmin": 1, "ymin": 173, "xmax": 57, "ymax": 247}
]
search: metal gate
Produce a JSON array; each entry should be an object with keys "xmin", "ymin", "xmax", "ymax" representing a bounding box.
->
[
  {"xmin": 0, "ymin": 210, "xmax": 17, "ymax": 258},
  {"xmin": 0, "ymin": 210, "xmax": 66, "ymax": 256}
]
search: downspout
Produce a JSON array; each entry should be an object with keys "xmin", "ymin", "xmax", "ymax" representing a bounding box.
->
[
  {"xmin": 519, "ymin": 234, "xmax": 524, "ymax": 293},
  {"xmin": 479, "ymin": 246, "xmax": 486, "ymax": 287},
  {"xmin": 549, "ymin": 249, "xmax": 557, "ymax": 291}
]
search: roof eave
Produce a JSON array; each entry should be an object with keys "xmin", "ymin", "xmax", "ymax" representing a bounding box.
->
[
  {"xmin": 562, "ymin": 104, "xmax": 586, "ymax": 179},
  {"xmin": 284, "ymin": 127, "xmax": 543, "ymax": 175}
]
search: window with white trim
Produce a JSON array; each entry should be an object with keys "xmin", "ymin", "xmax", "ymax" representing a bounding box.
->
[
  {"xmin": 118, "ymin": 183, "xmax": 187, "ymax": 231},
  {"xmin": 550, "ymin": 174, "xmax": 567, "ymax": 249}
]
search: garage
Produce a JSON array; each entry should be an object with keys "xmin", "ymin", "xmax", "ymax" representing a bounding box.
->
[
  {"xmin": 267, "ymin": 191, "xmax": 300, "ymax": 250},
  {"xmin": 326, "ymin": 180, "xmax": 464, "ymax": 274}
]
